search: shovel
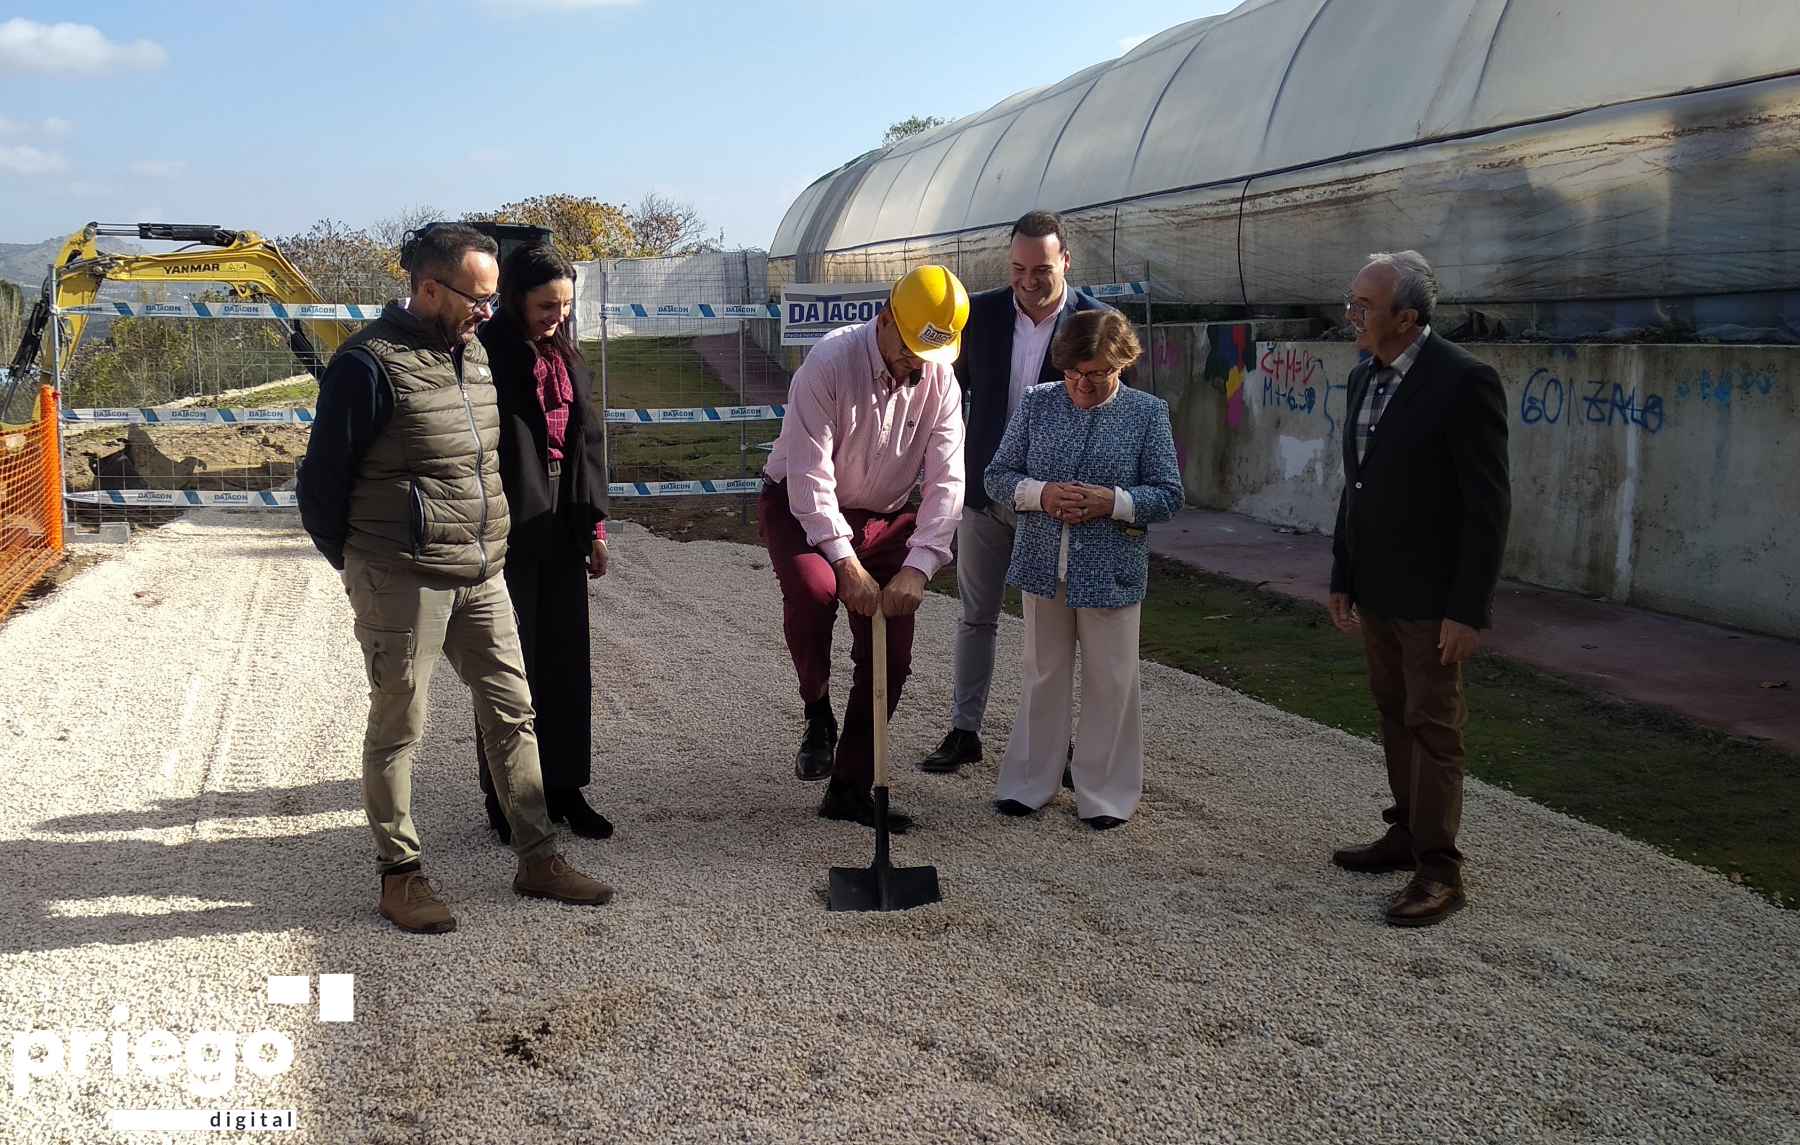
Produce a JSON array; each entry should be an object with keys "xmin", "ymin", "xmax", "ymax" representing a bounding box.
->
[{"xmin": 828, "ymin": 609, "xmax": 941, "ymax": 912}]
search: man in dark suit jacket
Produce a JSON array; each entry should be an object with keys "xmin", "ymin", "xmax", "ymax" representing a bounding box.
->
[
  {"xmin": 1327, "ymin": 250, "xmax": 1511, "ymax": 928},
  {"xmin": 920, "ymin": 210, "xmax": 1125, "ymax": 773}
]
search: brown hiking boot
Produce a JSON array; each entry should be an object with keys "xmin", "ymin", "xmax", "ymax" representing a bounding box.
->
[
  {"xmin": 514, "ymin": 853, "xmax": 614, "ymax": 905},
  {"xmin": 379, "ymin": 871, "xmax": 456, "ymax": 934}
]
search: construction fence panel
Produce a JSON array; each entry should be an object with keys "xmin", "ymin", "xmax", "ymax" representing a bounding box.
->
[
  {"xmin": 580, "ymin": 253, "xmax": 789, "ymax": 521},
  {"xmin": 0, "ymin": 387, "xmax": 65, "ymax": 621},
  {"xmin": 53, "ymin": 291, "xmax": 332, "ymax": 536},
  {"xmin": 36, "ymin": 253, "xmax": 1157, "ymax": 550}
]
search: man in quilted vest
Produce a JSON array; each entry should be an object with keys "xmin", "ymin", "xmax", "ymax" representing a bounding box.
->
[{"xmin": 298, "ymin": 223, "xmax": 614, "ymax": 933}]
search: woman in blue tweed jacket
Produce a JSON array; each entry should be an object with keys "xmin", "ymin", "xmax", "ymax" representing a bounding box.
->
[{"xmin": 984, "ymin": 309, "xmax": 1185, "ymax": 828}]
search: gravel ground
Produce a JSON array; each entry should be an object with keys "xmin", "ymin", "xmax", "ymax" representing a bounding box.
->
[{"xmin": 0, "ymin": 514, "xmax": 1796, "ymax": 1145}]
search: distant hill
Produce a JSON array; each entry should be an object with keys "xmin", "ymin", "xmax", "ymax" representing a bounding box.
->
[{"xmin": 0, "ymin": 234, "xmax": 146, "ymax": 288}]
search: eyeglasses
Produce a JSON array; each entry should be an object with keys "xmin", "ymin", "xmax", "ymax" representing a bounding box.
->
[
  {"xmin": 1343, "ymin": 294, "xmax": 1369, "ymax": 319},
  {"xmin": 434, "ymin": 277, "xmax": 500, "ymax": 313},
  {"xmin": 1064, "ymin": 366, "xmax": 1118, "ymax": 385}
]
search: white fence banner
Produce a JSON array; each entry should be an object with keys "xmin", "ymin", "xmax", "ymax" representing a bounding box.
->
[{"xmin": 779, "ymin": 283, "xmax": 890, "ymax": 347}]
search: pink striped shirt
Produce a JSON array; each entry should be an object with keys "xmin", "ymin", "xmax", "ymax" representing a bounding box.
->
[{"xmin": 763, "ymin": 318, "xmax": 965, "ymax": 577}]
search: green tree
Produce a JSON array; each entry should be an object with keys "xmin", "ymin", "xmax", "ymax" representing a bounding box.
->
[
  {"xmin": 0, "ymin": 278, "xmax": 21, "ymax": 369},
  {"xmin": 65, "ymin": 306, "xmax": 195, "ymax": 407},
  {"xmin": 0, "ymin": 279, "xmax": 27, "ymax": 422},
  {"xmin": 883, "ymin": 115, "xmax": 946, "ymax": 147},
  {"xmin": 467, "ymin": 195, "xmax": 640, "ymax": 262}
]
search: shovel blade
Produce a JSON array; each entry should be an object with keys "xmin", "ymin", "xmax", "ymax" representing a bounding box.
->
[{"xmin": 827, "ymin": 861, "xmax": 942, "ymax": 912}]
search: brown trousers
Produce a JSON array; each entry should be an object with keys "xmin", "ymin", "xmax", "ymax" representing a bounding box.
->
[{"xmin": 1360, "ymin": 611, "xmax": 1468, "ymax": 884}]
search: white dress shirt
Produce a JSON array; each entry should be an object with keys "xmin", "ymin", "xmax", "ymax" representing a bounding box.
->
[{"xmin": 1008, "ymin": 288, "xmax": 1064, "ymax": 419}]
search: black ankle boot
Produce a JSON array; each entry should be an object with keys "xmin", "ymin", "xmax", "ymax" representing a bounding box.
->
[
  {"xmin": 547, "ymin": 786, "xmax": 614, "ymax": 840},
  {"xmin": 795, "ymin": 696, "xmax": 838, "ymax": 782}
]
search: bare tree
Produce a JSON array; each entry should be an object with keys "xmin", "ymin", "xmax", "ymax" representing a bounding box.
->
[
  {"xmin": 272, "ymin": 219, "xmax": 403, "ymax": 304},
  {"xmin": 883, "ymin": 115, "xmax": 947, "ymax": 147},
  {"xmin": 628, "ymin": 193, "xmax": 717, "ymax": 257},
  {"xmin": 374, "ymin": 203, "xmax": 447, "ymax": 251}
]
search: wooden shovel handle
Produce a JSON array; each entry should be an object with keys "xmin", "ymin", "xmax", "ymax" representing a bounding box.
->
[{"xmin": 872, "ymin": 608, "xmax": 888, "ymax": 789}]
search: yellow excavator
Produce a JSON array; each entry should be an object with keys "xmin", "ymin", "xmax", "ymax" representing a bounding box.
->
[{"xmin": 2, "ymin": 222, "xmax": 348, "ymax": 414}]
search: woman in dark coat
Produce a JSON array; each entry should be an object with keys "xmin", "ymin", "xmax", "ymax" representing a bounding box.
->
[{"xmin": 474, "ymin": 242, "xmax": 614, "ymax": 840}]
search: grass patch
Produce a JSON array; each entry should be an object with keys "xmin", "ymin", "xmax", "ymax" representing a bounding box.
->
[
  {"xmin": 583, "ymin": 338, "xmax": 776, "ymax": 523},
  {"xmin": 926, "ymin": 555, "xmax": 1798, "ymax": 909},
  {"xmin": 190, "ymin": 379, "xmax": 321, "ymax": 408}
]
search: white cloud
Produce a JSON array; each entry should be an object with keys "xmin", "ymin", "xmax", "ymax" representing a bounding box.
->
[
  {"xmin": 0, "ymin": 18, "xmax": 168, "ymax": 74},
  {"xmin": 0, "ymin": 115, "xmax": 75, "ymax": 136},
  {"xmin": 69, "ymin": 180, "xmax": 109, "ymax": 197},
  {"xmin": 129, "ymin": 159, "xmax": 186, "ymax": 178},
  {"xmin": 467, "ymin": 148, "xmax": 509, "ymax": 164},
  {"xmin": 1118, "ymin": 34, "xmax": 1154, "ymax": 54},
  {"xmin": 0, "ymin": 145, "xmax": 68, "ymax": 176}
]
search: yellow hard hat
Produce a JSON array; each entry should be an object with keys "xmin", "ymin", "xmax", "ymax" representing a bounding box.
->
[{"xmin": 888, "ymin": 265, "xmax": 970, "ymax": 364}]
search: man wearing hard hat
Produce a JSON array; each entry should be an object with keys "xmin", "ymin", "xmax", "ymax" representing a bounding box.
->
[{"xmin": 759, "ymin": 265, "xmax": 970, "ymax": 832}]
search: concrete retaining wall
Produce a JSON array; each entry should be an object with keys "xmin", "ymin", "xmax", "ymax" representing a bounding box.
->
[{"xmin": 1149, "ymin": 324, "xmax": 1800, "ymax": 638}]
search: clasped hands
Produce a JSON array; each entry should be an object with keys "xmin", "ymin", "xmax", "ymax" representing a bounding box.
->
[
  {"xmin": 833, "ymin": 556, "xmax": 926, "ymax": 619},
  {"xmin": 1041, "ymin": 482, "xmax": 1115, "ymax": 525}
]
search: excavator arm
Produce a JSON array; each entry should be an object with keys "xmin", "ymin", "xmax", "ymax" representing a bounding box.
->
[{"xmin": 5, "ymin": 223, "xmax": 349, "ymax": 411}]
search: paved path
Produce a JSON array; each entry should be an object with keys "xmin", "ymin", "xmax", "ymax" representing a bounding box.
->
[
  {"xmin": 1152, "ymin": 508, "xmax": 1800, "ymax": 754},
  {"xmin": 691, "ymin": 333, "xmax": 791, "ymax": 406}
]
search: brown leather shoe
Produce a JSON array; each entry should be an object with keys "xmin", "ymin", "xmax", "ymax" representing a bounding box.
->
[
  {"xmin": 514, "ymin": 853, "xmax": 614, "ymax": 906},
  {"xmin": 379, "ymin": 871, "xmax": 456, "ymax": 934},
  {"xmin": 1331, "ymin": 836, "xmax": 1417, "ymax": 874},
  {"xmin": 1385, "ymin": 876, "xmax": 1466, "ymax": 927}
]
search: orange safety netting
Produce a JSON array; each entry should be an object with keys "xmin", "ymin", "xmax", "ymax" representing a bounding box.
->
[{"xmin": 0, "ymin": 387, "xmax": 65, "ymax": 622}]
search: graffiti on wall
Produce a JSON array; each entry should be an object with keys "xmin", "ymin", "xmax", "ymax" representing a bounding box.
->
[
  {"xmin": 1673, "ymin": 368, "xmax": 1779, "ymax": 407},
  {"xmin": 1258, "ymin": 344, "xmax": 1321, "ymax": 416},
  {"xmin": 1205, "ymin": 324, "xmax": 1253, "ymax": 429},
  {"xmin": 1519, "ymin": 368, "xmax": 1665, "ymax": 434},
  {"xmin": 1253, "ymin": 342, "xmax": 1349, "ymax": 438}
]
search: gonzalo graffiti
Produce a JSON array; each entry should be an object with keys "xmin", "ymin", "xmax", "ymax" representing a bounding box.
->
[{"xmin": 1519, "ymin": 368, "xmax": 1665, "ymax": 434}]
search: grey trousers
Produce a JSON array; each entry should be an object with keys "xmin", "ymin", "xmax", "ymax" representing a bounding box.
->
[
  {"xmin": 342, "ymin": 554, "xmax": 559, "ymax": 872},
  {"xmin": 950, "ymin": 504, "xmax": 1017, "ymax": 734}
]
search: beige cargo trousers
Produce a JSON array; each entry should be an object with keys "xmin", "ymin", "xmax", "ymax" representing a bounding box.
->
[{"xmin": 342, "ymin": 553, "xmax": 558, "ymax": 871}]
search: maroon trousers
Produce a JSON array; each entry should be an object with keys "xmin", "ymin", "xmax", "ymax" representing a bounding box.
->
[{"xmin": 758, "ymin": 481, "xmax": 916, "ymax": 790}]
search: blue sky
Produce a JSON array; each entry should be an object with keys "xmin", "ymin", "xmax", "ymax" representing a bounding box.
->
[{"xmin": 0, "ymin": 0, "xmax": 1238, "ymax": 249}]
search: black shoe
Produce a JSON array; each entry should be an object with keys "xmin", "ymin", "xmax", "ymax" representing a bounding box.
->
[
  {"xmin": 547, "ymin": 786, "xmax": 614, "ymax": 840},
  {"xmin": 795, "ymin": 711, "xmax": 838, "ymax": 782},
  {"xmin": 483, "ymin": 785, "xmax": 512, "ymax": 845},
  {"xmin": 1082, "ymin": 815, "xmax": 1127, "ymax": 831},
  {"xmin": 993, "ymin": 798, "xmax": 1036, "ymax": 817},
  {"xmin": 921, "ymin": 728, "xmax": 982, "ymax": 774},
  {"xmin": 818, "ymin": 781, "xmax": 912, "ymax": 834}
]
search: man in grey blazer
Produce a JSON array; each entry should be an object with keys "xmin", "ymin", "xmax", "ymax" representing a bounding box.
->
[{"xmin": 920, "ymin": 210, "xmax": 1125, "ymax": 774}]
